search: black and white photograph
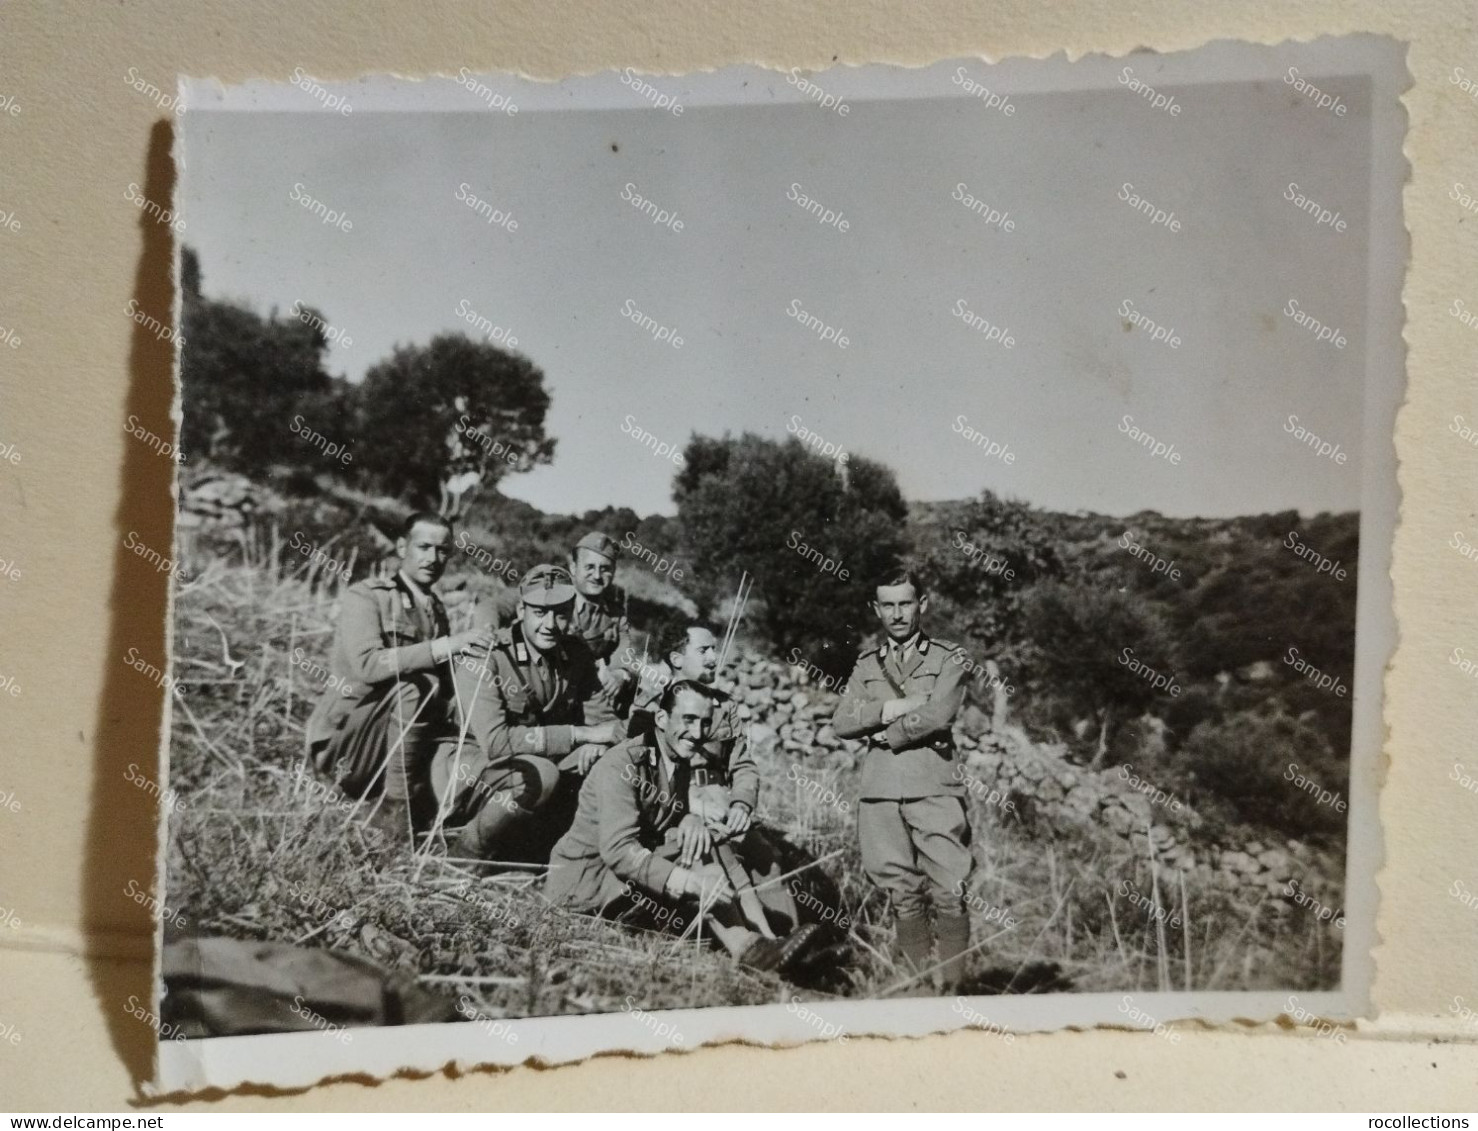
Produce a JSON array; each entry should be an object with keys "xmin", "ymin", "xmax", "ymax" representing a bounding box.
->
[{"xmin": 151, "ymin": 36, "xmax": 1403, "ymax": 1088}]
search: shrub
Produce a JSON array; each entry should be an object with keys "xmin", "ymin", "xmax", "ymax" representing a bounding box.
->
[{"xmin": 1173, "ymin": 709, "xmax": 1347, "ymax": 839}]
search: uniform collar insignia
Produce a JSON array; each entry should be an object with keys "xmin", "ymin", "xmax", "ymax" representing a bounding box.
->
[{"xmin": 891, "ymin": 631, "xmax": 925, "ymax": 654}]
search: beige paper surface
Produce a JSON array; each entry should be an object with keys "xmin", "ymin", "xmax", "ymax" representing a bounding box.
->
[{"xmin": 0, "ymin": 0, "xmax": 1476, "ymax": 1110}]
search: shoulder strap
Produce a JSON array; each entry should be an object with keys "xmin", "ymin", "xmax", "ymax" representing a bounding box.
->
[{"xmin": 505, "ymin": 625, "xmax": 548, "ymax": 724}]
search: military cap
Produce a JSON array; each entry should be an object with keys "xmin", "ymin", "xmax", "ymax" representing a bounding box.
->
[
  {"xmin": 519, "ymin": 564, "xmax": 577, "ymax": 607},
  {"xmin": 572, "ymin": 531, "xmax": 620, "ymax": 563}
]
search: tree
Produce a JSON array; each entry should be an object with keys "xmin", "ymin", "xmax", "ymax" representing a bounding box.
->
[
  {"xmin": 1019, "ymin": 581, "xmax": 1178, "ymax": 768},
  {"xmin": 917, "ymin": 489, "xmax": 1064, "ymax": 669},
  {"xmin": 179, "ymin": 246, "xmax": 344, "ymax": 478},
  {"xmin": 351, "ymin": 334, "xmax": 556, "ymax": 511},
  {"xmin": 673, "ymin": 434, "xmax": 908, "ymax": 674}
]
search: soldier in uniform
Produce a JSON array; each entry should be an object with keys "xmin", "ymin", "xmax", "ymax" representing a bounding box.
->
[
  {"xmin": 832, "ymin": 567, "xmax": 976, "ymax": 992},
  {"xmin": 433, "ymin": 563, "xmax": 626, "ymax": 862},
  {"xmin": 566, "ymin": 531, "xmax": 638, "ymax": 717},
  {"xmin": 306, "ymin": 512, "xmax": 493, "ymax": 846},
  {"xmin": 628, "ymin": 622, "xmax": 757, "ymax": 851},
  {"xmin": 545, "ymin": 679, "xmax": 819, "ymax": 974}
]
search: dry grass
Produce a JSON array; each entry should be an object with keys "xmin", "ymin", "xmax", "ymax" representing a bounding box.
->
[{"xmin": 163, "ymin": 527, "xmax": 1341, "ymax": 1028}]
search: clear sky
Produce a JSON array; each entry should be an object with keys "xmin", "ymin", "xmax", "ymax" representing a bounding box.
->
[{"xmin": 181, "ymin": 61, "xmax": 1371, "ymax": 519}]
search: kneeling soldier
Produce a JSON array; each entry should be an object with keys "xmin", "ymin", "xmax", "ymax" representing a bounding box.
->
[
  {"xmin": 306, "ymin": 512, "xmax": 493, "ymax": 846},
  {"xmin": 832, "ymin": 567, "xmax": 976, "ymax": 992},
  {"xmin": 434, "ymin": 564, "xmax": 625, "ymax": 861},
  {"xmin": 545, "ymin": 680, "xmax": 818, "ymax": 973}
]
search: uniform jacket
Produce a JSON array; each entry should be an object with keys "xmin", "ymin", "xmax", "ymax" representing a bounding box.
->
[
  {"xmin": 831, "ymin": 633, "xmax": 972, "ymax": 801},
  {"xmin": 700, "ymin": 694, "xmax": 760, "ymax": 812},
  {"xmin": 306, "ymin": 572, "xmax": 449, "ymax": 750},
  {"xmin": 568, "ymin": 586, "xmax": 631, "ymax": 665},
  {"xmin": 457, "ymin": 622, "xmax": 605, "ymax": 763},
  {"xmin": 544, "ymin": 732, "xmax": 693, "ymax": 910}
]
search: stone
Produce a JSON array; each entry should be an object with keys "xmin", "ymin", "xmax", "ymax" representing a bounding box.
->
[
  {"xmin": 1120, "ymin": 793, "xmax": 1153, "ymax": 824},
  {"xmin": 1063, "ymin": 788, "xmax": 1096, "ymax": 817},
  {"xmin": 1104, "ymin": 805, "xmax": 1135, "ymax": 837},
  {"xmin": 957, "ymin": 704, "xmax": 992, "ymax": 738},
  {"xmin": 747, "ymin": 723, "xmax": 779, "ymax": 756},
  {"xmin": 1017, "ymin": 758, "xmax": 1046, "ymax": 782}
]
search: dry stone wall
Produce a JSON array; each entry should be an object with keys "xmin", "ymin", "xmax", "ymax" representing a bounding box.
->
[{"xmin": 726, "ymin": 649, "xmax": 1344, "ymax": 911}]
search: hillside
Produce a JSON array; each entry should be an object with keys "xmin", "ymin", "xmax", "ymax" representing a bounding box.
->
[
  {"xmin": 181, "ymin": 470, "xmax": 1357, "ymax": 849},
  {"xmin": 162, "ymin": 541, "xmax": 1344, "ymax": 1032}
]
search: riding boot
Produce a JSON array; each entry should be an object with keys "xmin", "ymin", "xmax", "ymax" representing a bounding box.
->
[
  {"xmin": 935, "ymin": 912, "xmax": 972, "ymax": 993},
  {"xmin": 406, "ymin": 778, "xmax": 439, "ymax": 837},
  {"xmin": 452, "ymin": 793, "xmax": 528, "ymax": 861},
  {"xmin": 367, "ymin": 797, "xmax": 415, "ymax": 852},
  {"xmin": 893, "ymin": 913, "xmax": 933, "ymax": 982}
]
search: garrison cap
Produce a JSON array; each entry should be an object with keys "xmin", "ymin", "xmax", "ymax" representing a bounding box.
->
[
  {"xmin": 572, "ymin": 531, "xmax": 620, "ymax": 563},
  {"xmin": 519, "ymin": 564, "xmax": 577, "ymax": 607}
]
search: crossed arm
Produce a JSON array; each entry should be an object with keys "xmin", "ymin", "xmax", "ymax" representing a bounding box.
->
[{"xmin": 831, "ymin": 653, "xmax": 968, "ymax": 751}]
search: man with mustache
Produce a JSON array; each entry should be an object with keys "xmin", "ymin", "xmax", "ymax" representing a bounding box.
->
[
  {"xmin": 627, "ymin": 622, "xmax": 758, "ymax": 856},
  {"xmin": 832, "ymin": 567, "xmax": 977, "ymax": 993},
  {"xmin": 306, "ymin": 511, "xmax": 494, "ymax": 847},
  {"xmin": 545, "ymin": 679, "xmax": 818, "ymax": 974}
]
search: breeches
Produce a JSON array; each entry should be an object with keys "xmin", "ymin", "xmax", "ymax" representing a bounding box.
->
[
  {"xmin": 312, "ymin": 673, "xmax": 444, "ymax": 801},
  {"xmin": 430, "ymin": 740, "xmax": 563, "ymax": 826},
  {"xmin": 858, "ymin": 796, "xmax": 973, "ymax": 920},
  {"xmin": 575, "ymin": 827, "xmax": 802, "ymax": 937}
]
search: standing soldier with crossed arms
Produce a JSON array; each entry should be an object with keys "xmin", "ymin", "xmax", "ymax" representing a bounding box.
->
[{"xmin": 832, "ymin": 566, "xmax": 977, "ymax": 993}]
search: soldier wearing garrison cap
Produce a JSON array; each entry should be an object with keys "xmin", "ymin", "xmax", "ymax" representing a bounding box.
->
[
  {"xmin": 567, "ymin": 531, "xmax": 640, "ymax": 715},
  {"xmin": 832, "ymin": 566, "xmax": 978, "ymax": 993},
  {"xmin": 432, "ymin": 563, "xmax": 626, "ymax": 862}
]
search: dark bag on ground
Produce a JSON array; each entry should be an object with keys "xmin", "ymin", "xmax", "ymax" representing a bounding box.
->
[{"xmin": 162, "ymin": 936, "xmax": 459, "ymax": 1039}]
